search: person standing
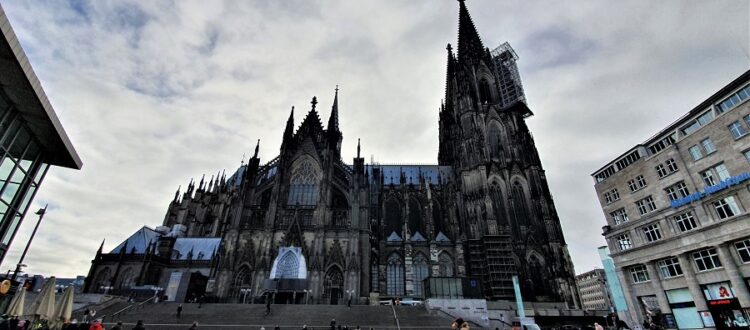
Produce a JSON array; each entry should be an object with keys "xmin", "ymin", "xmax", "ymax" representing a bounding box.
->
[
  {"xmin": 132, "ymin": 320, "xmax": 146, "ymax": 330},
  {"xmin": 177, "ymin": 304, "xmax": 183, "ymax": 318},
  {"xmin": 265, "ymin": 295, "xmax": 272, "ymax": 316},
  {"xmin": 189, "ymin": 322, "xmax": 198, "ymax": 330},
  {"xmin": 330, "ymin": 318, "xmax": 336, "ymax": 330},
  {"xmin": 111, "ymin": 322, "xmax": 123, "ymax": 330}
]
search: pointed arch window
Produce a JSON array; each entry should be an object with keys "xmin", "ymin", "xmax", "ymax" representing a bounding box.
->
[
  {"xmin": 438, "ymin": 253, "xmax": 454, "ymax": 277},
  {"xmin": 413, "ymin": 254, "xmax": 429, "ymax": 297},
  {"xmin": 479, "ymin": 78, "xmax": 492, "ymax": 104},
  {"xmin": 287, "ymin": 159, "xmax": 320, "ymax": 206},
  {"xmin": 231, "ymin": 265, "xmax": 252, "ymax": 300},
  {"xmin": 432, "ymin": 202, "xmax": 444, "ymax": 236},
  {"xmin": 275, "ymin": 251, "xmax": 299, "ymax": 279},
  {"xmin": 490, "ymin": 182, "xmax": 507, "ymax": 228},
  {"xmin": 386, "ymin": 253, "xmax": 404, "ymax": 296},
  {"xmin": 384, "ymin": 199, "xmax": 402, "ymax": 237},
  {"xmin": 408, "ymin": 198, "xmax": 423, "ymax": 237},
  {"xmin": 511, "ymin": 182, "xmax": 529, "ymax": 226}
]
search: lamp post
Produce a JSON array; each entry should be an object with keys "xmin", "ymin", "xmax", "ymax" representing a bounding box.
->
[
  {"xmin": 100, "ymin": 285, "xmax": 113, "ymax": 295},
  {"xmin": 240, "ymin": 288, "xmax": 252, "ymax": 304},
  {"xmin": 346, "ymin": 289, "xmax": 353, "ymax": 307},
  {"xmin": 11, "ymin": 206, "xmax": 47, "ymax": 281},
  {"xmin": 152, "ymin": 286, "xmax": 163, "ymax": 303}
]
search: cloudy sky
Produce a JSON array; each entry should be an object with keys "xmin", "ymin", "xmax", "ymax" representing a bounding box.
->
[{"xmin": 0, "ymin": 0, "xmax": 748, "ymax": 278}]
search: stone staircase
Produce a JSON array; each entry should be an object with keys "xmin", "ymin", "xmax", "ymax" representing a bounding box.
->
[{"xmin": 93, "ymin": 303, "xmax": 455, "ymax": 329}]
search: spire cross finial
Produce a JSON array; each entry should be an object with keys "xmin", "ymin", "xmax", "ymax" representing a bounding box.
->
[
  {"xmin": 335, "ymin": 85, "xmax": 339, "ymax": 93},
  {"xmin": 311, "ymin": 96, "xmax": 318, "ymax": 110},
  {"xmin": 446, "ymin": 43, "xmax": 452, "ymax": 52}
]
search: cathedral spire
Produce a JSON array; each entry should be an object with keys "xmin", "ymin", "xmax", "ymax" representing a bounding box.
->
[
  {"xmin": 328, "ymin": 85, "xmax": 340, "ymax": 133},
  {"xmin": 444, "ymin": 44, "xmax": 456, "ymax": 110},
  {"xmin": 357, "ymin": 138, "xmax": 361, "ymax": 158},
  {"xmin": 456, "ymin": 0, "xmax": 485, "ymax": 62},
  {"xmin": 282, "ymin": 106, "xmax": 295, "ymax": 150},
  {"xmin": 253, "ymin": 139, "xmax": 260, "ymax": 158}
]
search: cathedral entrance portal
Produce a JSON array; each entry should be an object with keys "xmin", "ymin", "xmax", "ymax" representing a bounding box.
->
[
  {"xmin": 324, "ymin": 267, "xmax": 344, "ymax": 305},
  {"xmin": 330, "ymin": 288, "xmax": 341, "ymax": 305}
]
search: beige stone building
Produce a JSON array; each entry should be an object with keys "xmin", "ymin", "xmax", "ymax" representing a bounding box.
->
[
  {"xmin": 576, "ymin": 268, "xmax": 612, "ymax": 311},
  {"xmin": 593, "ymin": 70, "xmax": 750, "ymax": 329}
]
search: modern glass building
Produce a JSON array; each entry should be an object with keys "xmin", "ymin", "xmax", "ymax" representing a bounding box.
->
[{"xmin": 0, "ymin": 4, "xmax": 82, "ymax": 264}]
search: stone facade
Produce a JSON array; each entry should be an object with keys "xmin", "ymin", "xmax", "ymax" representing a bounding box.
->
[
  {"xmin": 594, "ymin": 70, "xmax": 750, "ymax": 329},
  {"xmin": 84, "ymin": 0, "xmax": 579, "ymax": 307}
]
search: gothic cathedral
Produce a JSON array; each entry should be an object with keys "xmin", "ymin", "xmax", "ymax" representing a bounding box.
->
[{"xmin": 84, "ymin": 0, "xmax": 580, "ymax": 308}]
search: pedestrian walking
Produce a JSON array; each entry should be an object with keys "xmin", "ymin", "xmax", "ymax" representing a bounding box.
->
[
  {"xmin": 189, "ymin": 322, "xmax": 198, "ymax": 330},
  {"xmin": 89, "ymin": 319, "xmax": 104, "ymax": 330},
  {"xmin": 176, "ymin": 304, "xmax": 183, "ymax": 318},
  {"xmin": 347, "ymin": 296, "xmax": 351, "ymax": 308},
  {"xmin": 330, "ymin": 318, "xmax": 336, "ymax": 330},
  {"xmin": 111, "ymin": 321, "xmax": 123, "ymax": 330},
  {"xmin": 132, "ymin": 320, "xmax": 146, "ymax": 330},
  {"xmin": 265, "ymin": 295, "xmax": 272, "ymax": 316}
]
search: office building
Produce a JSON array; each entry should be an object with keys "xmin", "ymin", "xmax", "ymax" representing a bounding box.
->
[{"xmin": 594, "ymin": 70, "xmax": 750, "ymax": 329}]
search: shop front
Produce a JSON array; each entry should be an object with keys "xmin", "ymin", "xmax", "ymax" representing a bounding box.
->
[{"xmin": 702, "ymin": 282, "xmax": 749, "ymax": 329}]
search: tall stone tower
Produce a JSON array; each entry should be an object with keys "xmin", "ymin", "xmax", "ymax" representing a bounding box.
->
[{"xmin": 438, "ymin": 0, "xmax": 579, "ymax": 306}]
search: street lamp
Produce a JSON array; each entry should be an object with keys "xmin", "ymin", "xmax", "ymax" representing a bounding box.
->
[
  {"xmin": 11, "ymin": 206, "xmax": 47, "ymax": 281},
  {"xmin": 240, "ymin": 288, "xmax": 252, "ymax": 304},
  {"xmin": 152, "ymin": 286, "xmax": 163, "ymax": 303},
  {"xmin": 100, "ymin": 285, "xmax": 113, "ymax": 295},
  {"xmin": 346, "ymin": 289, "xmax": 354, "ymax": 307}
]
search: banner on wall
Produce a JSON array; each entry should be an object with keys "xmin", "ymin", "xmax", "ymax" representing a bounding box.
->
[{"xmin": 703, "ymin": 282, "xmax": 735, "ymax": 301}]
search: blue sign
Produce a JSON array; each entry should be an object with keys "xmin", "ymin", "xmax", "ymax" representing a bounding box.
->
[{"xmin": 671, "ymin": 172, "xmax": 750, "ymax": 208}]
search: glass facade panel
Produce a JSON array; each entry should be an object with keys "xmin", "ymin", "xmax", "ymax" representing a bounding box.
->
[
  {"xmin": 1, "ymin": 183, "xmax": 19, "ymax": 204},
  {"xmin": 2, "ymin": 214, "xmax": 22, "ymax": 245}
]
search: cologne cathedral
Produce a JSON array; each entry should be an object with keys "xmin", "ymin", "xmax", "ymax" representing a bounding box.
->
[{"xmin": 84, "ymin": 0, "xmax": 580, "ymax": 308}]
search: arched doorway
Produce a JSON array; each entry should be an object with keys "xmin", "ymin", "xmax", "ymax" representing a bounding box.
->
[
  {"xmin": 324, "ymin": 267, "xmax": 344, "ymax": 305},
  {"xmin": 231, "ymin": 265, "xmax": 252, "ymax": 302}
]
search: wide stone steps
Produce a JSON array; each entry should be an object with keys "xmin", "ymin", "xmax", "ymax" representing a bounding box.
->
[{"xmin": 97, "ymin": 303, "xmax": 453, "ymax": 329}]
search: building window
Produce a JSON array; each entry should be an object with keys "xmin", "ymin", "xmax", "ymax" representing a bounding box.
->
[
  {"xmin": 729, "ymin": 121, "xmax": 748, "ymax": 139},
  {"xmin": 701, "ymin": 138, "xmax": 716, "ymax": 154},
  {"xmin": 665, "ymin": 182, "xmax": 690, "ymax": 202},
  {"xmin": 628, "ymin": 175, "xmax": 647, "ymax": 192},
  {"xmin": 713, "ymin": 196, "xmax": 741, "ymax": 220},
  {"xmin": 630, "ymin": 265, "xmax": 650, "ymax": 283},
  {"xmin": 655, "ymin": 164, "xmax": 667, "ymax": 178},
  {"xmin": 666, "ymin": 159, "xmax": 678, "ymax": 172},
  {"xmin": 655, "ymin": 159, "xmax": 678, "ymax": 178},
  {"xmin": 674, "ymin": 212, "xmax": 698, "ymax": 232},
  {"xmin": 643, "ymin": 224, "xmax": 663, "ymax": 242},
  {"xmin": 745, "ymin": 150, "xmax": 750, "ymax": 164},
  {"xmin": 735, "ymin": 239, "xmax": 750, "ymax": 263},
  {"xmin": 636, "ymin": 196, "xmax": 657, "ymax": 216},
  {"xmin": 617, "ymin": 234, "xmax": 632, "ymax": 251},
  {"xmin": 702, "ymin": 170, "xmax": 717, "ymax": 186},
  {"xmin": 604, "ymin": 189, "xmax": 620, "ymax": 204},
  {"xmin": 702, "ymin": 164, "xmax": 731, "ymax": 187},
  {"xmin": 693, "ymin": 248, "xmax": 722, "ymax": 271},
  {"xmin": 715, "ymin": 164, "xmax": 731, "ymax": 180},
  {"xmin": 658, "ymin": 257, "xmax": 683, "ymax": 278},
  {"xmin": 717, "ymin": 84, "xmax": 750, "ymax": 113},
  {"xmin": 689, "ymin": 145, "xmax": 703, "ymax": 161},
  {"xmin": 610, "ymin": 208, "xmax": 629, "ymax": 225}
]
